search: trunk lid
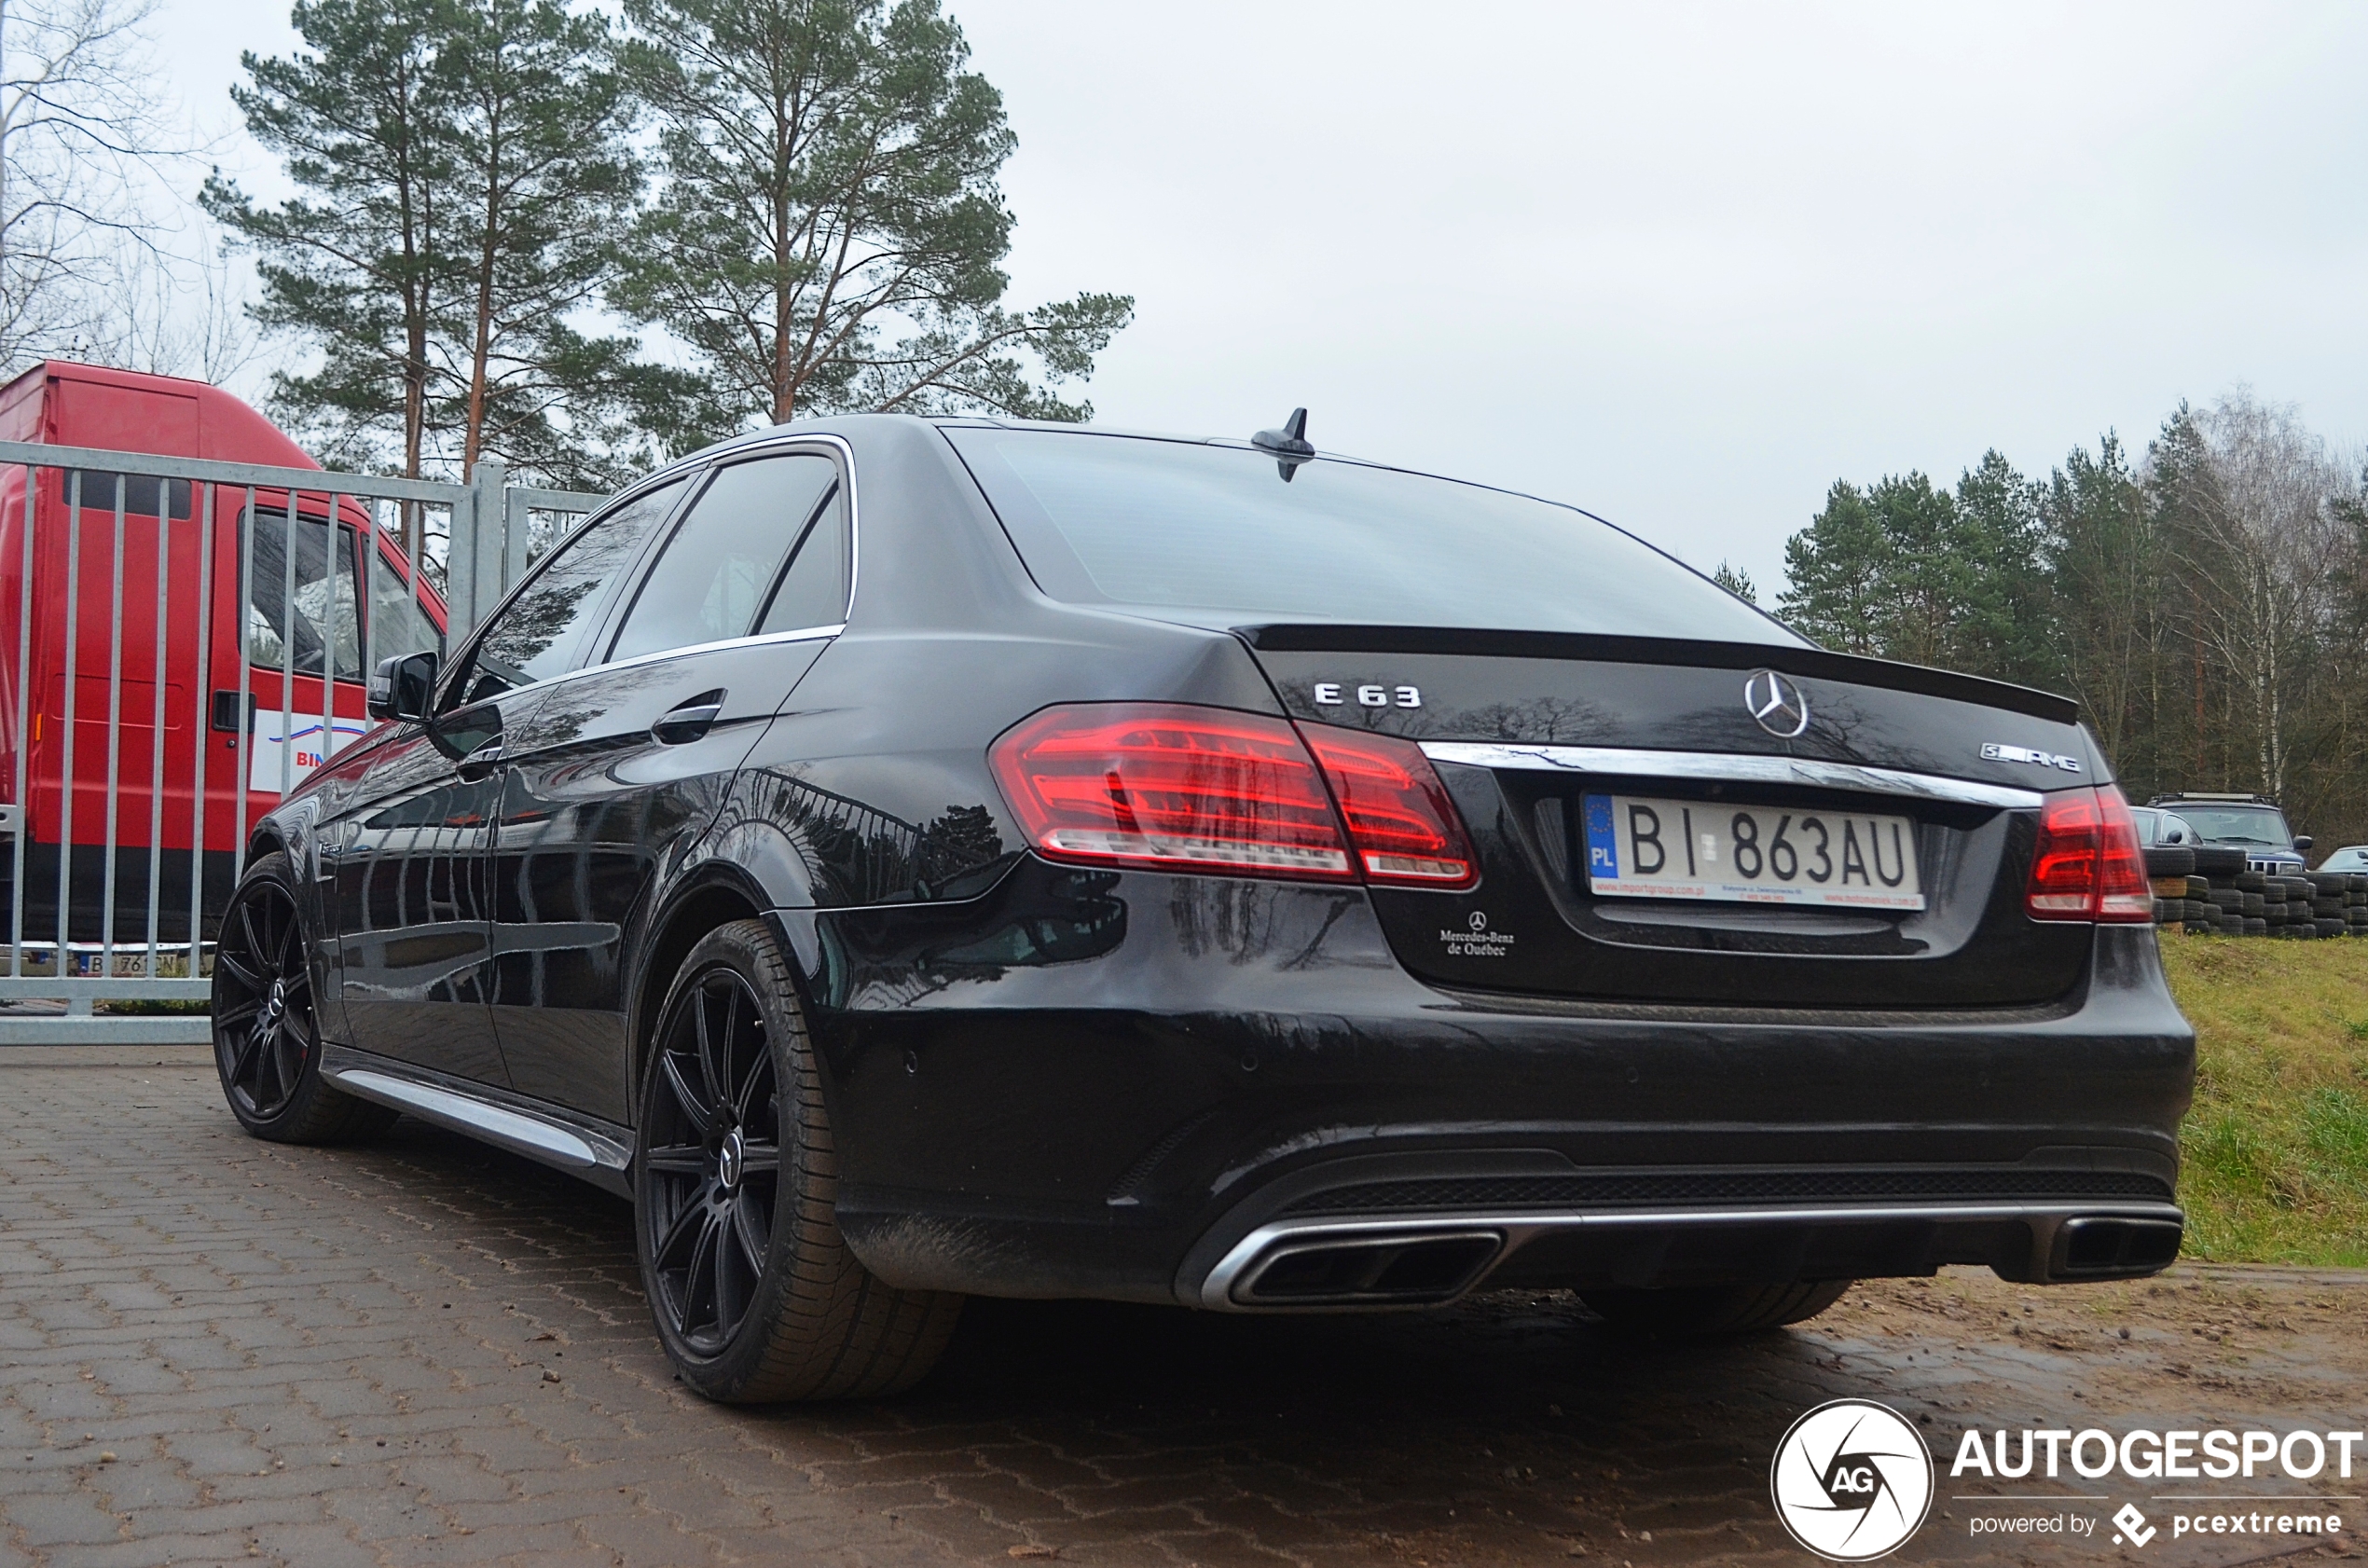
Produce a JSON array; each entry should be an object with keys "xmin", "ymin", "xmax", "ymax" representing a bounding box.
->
[{"xmin": 1242, "ymin": 626, "xmax": 2100, "ymax": 1009}]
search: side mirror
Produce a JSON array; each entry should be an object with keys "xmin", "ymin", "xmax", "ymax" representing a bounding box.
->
[
  {"xmin": 2293, "ymin": 835, "xmax": 2314, "ymax": 852},
  {"xmin": 368, "ymin": 651, "xmax": 438, "ymax": 722}
]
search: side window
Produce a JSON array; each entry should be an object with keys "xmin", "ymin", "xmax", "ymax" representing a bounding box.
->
[
  {"xmin": 246, "ymin": 513, "xmax": 363, "ymax": 681},
  {"xmin": 458, "ymin": 477, "xmax": 685, "ymax": 705},
  {"xmin": 753, "ymin": 476, "xmax": 848, "ymax": 637},
  {"xmin": 609, "ymin": 455, "xmax": 839, "ymax": 664}
]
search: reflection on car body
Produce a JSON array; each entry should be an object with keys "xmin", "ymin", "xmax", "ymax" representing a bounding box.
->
[{"xmin": 210, "ymin": 414, "xmax": 2196, "ymax": 1402}]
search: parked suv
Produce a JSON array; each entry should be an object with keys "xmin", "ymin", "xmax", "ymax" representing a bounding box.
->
[{"xmin": 2146, "ymin": 793, "xmax": 2308, "ymax": 875}]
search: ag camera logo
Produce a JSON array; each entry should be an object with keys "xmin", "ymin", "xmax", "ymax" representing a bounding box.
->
[{"xmin": 1770, "ymin": 1399, "xmax": 1935, "ymax": 1561}]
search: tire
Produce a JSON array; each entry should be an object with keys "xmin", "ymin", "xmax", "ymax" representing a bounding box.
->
[
  {"xmin": 2215, "ymin": 916, "xmax": 2244, "ymax": 936},
  {"xmin": 2232, "ymin": 870, "xmax": 2267, "ymax": 893},
  {"xmin": 211, "ymin": 852, "xmax": 397, "ymax": 1145},
  {"xmin": 1583, "ymin": 1279, "xmax": 1852, "ymax": 1337},
  {"xmin": 2183, "ymin": 877, "xmax": 2211, "ymax": 901},
  {"xmin": 633, "ymin": 919, "xmax": 962, "ymax": 1403},
  {"xmin": 2144, "ymin": 846, "xmax": 2196, "ymax": 880},
  {"xmin": 2191, "ymin": 847, "xmax": 2248, "ymax": 878},
  {"xmin": 2241, "ymin": 893, "xmax": 2266, "ymax": 917},
  {"xmin": 2308, "ymin": 873, "xmax": 2348, "ymax": 896},
  {"xmin": 2315, "ymin": 918, "xmax": 2346, "ymax": 940},
  {"xmin": 2243, "ymin": 917, "xmax": 2268, "ymax": 937}
]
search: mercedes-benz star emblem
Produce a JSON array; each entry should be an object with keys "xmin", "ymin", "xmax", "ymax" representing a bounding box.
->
[{"xmin": 1744, "ymin": 669, "xmax": 1810, "ymax": 738}]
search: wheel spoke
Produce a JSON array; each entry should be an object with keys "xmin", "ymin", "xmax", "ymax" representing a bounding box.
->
[
  {"xmin": 681, "ymin": 1211, "xmax": 721, "ymax": 1331},
  {"xmin": 270, "ymin": 1027, "xmax": 304, "ymax": 1107},
  {"xmin": 710, "ymin": 1210, "xmax": 742, "ymax": 1335},
  {"xmin": 729, "ymin": 1191, "xmax": 768, "ymax": 1278},
  {"xmin": 238, "ymin": 899, "xmax": 266, "ymax": 972},
  {"xmin": 641, "ymin": 1142, "xmax": 708, "ymax": 1176},
  {"xmin": 694, "ymin": 983, "xmax": 727, "ymax": 1115},
  {"xmin": 255, "ymin": 1025, "xmax": 286, "ymax": 1106},
  {"xmin": 214, "ymin": 996, "xmax": 264, "ymax": 1027},
  {"xmin": 733, "ymin": 1028, "xmax": 772, "ymax": 1126},
  {"xmin": 227, "ymin": 1023, "xmax": 265, "ymax": 1091},
  {"xmin": 658, "ymin": 1051, "xmax": 714, "ymax": 1138},
  {"xmin": 653, "ymin": 1192, "xmax": 705, "ymax": 1270},
  {"xmin": 735, "ymin": 1138, "xmax": 779, "ymax": 1176},
  {"xmin": 214, "ymin": 949, "xmax": 264, "ymax": 994}
]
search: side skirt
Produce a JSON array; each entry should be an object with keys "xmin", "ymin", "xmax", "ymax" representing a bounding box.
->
[{"xmin": 319, "ymin": 1043, "xmax": 634, "ymax": 1199}]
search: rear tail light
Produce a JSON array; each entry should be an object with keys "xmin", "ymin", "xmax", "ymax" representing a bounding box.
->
[
  {"xmin": 989, "ymin": 704, "xmax": 1476, "ymax": 888},
  {"xmin": 2026, "ymin": 784, "xmax": 2152, "ymax": 923},
  {"xmin": 1301, "ymin": 726, "xmax": 1477, "ymax": 885}
]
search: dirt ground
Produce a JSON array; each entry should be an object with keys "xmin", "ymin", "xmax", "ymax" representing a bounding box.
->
[{"xmin": 2, "ymin": 1046, "xmax": 2362, "ymax": 1568}]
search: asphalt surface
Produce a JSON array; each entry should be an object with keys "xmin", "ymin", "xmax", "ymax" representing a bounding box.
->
[{"xmin": 2, "ymin": 1045, "xmax": 2362, "ymax": 1568}]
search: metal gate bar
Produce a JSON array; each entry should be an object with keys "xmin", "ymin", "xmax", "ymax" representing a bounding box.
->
[{"xmin": 0, "ymin": 439, "xmax": 599, "ymax": 1043}]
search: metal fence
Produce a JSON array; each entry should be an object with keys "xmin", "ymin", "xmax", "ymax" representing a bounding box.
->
[{"xmin": 0, "ymin": 440, "xmax": 600, "ymax": 1043}]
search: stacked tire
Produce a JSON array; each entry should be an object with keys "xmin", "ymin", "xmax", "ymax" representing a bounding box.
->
[{"xmin": 2146, "ymin": 846, "xmax": 2368, "ymax": 938}]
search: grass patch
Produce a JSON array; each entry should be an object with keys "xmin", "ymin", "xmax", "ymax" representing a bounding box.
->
[{"xmin": 2162, "ymin": 937, "xmax": 2368, "ymax": 1266}]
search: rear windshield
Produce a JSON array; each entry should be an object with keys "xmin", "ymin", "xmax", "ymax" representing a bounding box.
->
[{"xmin": 943, "ymin": 428, "xmax": 1793, "ymax": 641}]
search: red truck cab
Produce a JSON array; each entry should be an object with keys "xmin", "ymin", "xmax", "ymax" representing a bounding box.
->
[{"xmin": 0, "ymin": 361, "xmax": 447, "ymax": 949}]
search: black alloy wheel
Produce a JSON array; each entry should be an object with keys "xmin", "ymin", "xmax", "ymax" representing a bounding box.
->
[
  {"xmin": 632, "ymin": 920, "xmax": 961, "ymax": 1402},
  {"xmin": 211, "ymin": 852, "xmax": 393, "ymax": 1144},
  {"xmin": 214, "ymin": 863, "xmax": 316, "ymax": 1119},
  {"xmin": 640, "ymin": 965, "xmax": 782, "ymax": 1356}
]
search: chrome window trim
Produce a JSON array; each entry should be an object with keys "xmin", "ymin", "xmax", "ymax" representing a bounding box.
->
[
  {"xmin": 529, "ymin": 623, "xmax": 844, "ymax": 695},
  {"xmin": 440, "ymin": 433, "xmax": 859, "ymax": 707},
  {"xmin": 1420, "ymin": 742, "xmax": 2044, "ymax": 810}
]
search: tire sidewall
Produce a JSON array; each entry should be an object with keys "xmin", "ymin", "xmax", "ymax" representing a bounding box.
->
[{"xmin": 632, "ymin": 922, "xmax": 813, "ymax": 1400}]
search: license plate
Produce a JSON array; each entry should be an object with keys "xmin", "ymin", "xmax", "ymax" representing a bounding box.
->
[{"xmin": 1581, "ymin": 793, "xmax": 1925, "ymax": 911}]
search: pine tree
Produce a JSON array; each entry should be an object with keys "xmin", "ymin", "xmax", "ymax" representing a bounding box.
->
[
  {"xmin": 204, "ymin": 0, "xmax": 452, "ymax": 477},
  {"xmin": 434, "ymin": 0, "xmax": 693, "ymax": 486},
  {"xmin": 613, "ymin": 0, "xmax": 1131, "ymax": 429},
  {"xmin": 208, "ymin": 0, "xmax": 681, "ymax": 484}
]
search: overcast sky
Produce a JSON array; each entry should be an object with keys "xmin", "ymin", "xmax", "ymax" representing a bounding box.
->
[{"xmin": 149, "ymin": 0, "xmax": 2368, "ymax": 595}]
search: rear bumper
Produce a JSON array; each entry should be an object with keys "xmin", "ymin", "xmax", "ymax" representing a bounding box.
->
[
  {"xmin": 778, "ymin": 860, "xmax": 2196, "ymax": 1308},
  {"xmin": 1192, "ymin": 1201, "xmax": 2186, "ymax": 1311}
]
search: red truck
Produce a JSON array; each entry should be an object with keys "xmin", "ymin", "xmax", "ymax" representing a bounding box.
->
[{"xmin": 0, "ymin": 360, "xmax": 447, "ymax": 952}]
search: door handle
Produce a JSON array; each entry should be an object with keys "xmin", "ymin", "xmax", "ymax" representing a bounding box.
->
[
  {"xmin": 455, "ymin": 740, "xmax": 504, "ymax": 782},
  {"xmin": 652, "ymin": 689, "xmax": 725, "ymax": 746}
]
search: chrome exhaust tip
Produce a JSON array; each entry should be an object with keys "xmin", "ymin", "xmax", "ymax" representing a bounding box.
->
[
  {"xmin": 2049, "ymin": 1215, "xmax": 2183, "ymax": 1279},
  {"xmin": 1231, "ymin": 1231, "xmax": 1503, "ymax": 1307}
]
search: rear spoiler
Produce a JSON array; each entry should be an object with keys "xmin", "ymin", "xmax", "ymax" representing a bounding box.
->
[{"xmin": 1235, "ymin": 624, "xmax": 2081, "ymax": 726}]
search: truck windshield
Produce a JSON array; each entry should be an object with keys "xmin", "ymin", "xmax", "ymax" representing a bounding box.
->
[
  {"xmin": 245, "ymin": 511, "xmax": 362, "ymax": 681},
  {"xmin": 943, "ymin": 428, "xmax": 1794, "ymax": 641},
  {"xmin": 2175, "ymin": 805, "xmax": 2292, "ymax": 847}
]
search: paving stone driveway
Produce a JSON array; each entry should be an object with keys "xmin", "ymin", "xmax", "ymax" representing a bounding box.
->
[{"xmin": 2, "ymin": 1047, "xmax": 2363, "ymax": 1568}]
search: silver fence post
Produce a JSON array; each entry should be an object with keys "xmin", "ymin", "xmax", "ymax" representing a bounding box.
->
[
  {"xmin": 9, "ymin": 463, "xmax": 32, "ymax": 979},
  {"xmin": 473, "ymin": 460, "xmax": 508, "ymax": 627}
]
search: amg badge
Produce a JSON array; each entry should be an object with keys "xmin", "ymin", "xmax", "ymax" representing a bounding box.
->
[{"xmin": 1980, "ymin": 742, "xmax": 2082, "ymax": 773}]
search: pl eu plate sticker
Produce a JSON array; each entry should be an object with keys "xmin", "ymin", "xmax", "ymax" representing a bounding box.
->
[{"xmin": 1583, "ymin": 794, "xmax": 1619, "ymax": 878}]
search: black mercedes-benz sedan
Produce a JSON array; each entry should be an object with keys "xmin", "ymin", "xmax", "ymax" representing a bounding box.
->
[{"xmin": 212, "ymin": 414, "xmax": 2195, "ymax": 1401}]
